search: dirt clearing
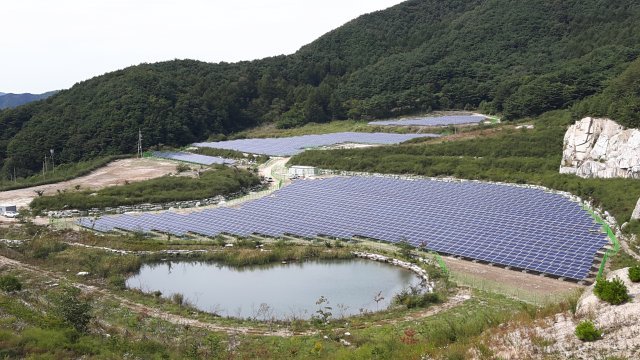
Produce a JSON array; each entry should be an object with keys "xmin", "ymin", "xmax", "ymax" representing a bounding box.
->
[
  {"xmin": 0, "ymin": 158, "xmax": 177, "ymax": 208},
  {"xmin": 444, "ymin": 256, "xmax": 583, "ymax": 302}
]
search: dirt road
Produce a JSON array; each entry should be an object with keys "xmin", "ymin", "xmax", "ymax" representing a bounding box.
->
[{"xmin": 0, "ymin": 158, "xmax": 177, "ymax": 208}]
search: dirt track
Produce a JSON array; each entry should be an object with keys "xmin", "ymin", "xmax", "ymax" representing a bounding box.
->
[{"xmin": 0, "ymin": 158, "xmax": 177, "ymax": 208}]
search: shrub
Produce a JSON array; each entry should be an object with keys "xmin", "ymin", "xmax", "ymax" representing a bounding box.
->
[
  {"xmin": 28, "ymin": 238, "xmax": 68, "ymax": 259},
  {"xmin": 51, "ymin": 286, "xmax": 92, "ymax": 333},
  {"xmin": 0, "ymin": 275, "xmax": 22, "ymax": 292},
  {"xmin": 629, "ymin": 266, "xmax": 640, "ymax": 282},
  {"xmin": 175, "ymin": 163, "xmax": 191, "ymax": 173},
  {"xmin": 394, "ymin": 286, "xmax": 442, "ymax": 309},
  {"xmin": 171, "ymin": 293, "xmax": 185, "ymax": 306},
  {"xmin": 107, "ymin": 275, "xmax": 126, "ymax": 290},
  {"xmin": 575, "ymin": 320, "xmax": 602, "ymax": 341},
  {"xmin": 593, "ymin": 276, "xmax": 630, "ymax": 305}
]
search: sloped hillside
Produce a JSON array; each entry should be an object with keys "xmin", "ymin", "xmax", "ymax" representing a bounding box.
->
[
  {"xmin": 487, "ymin": 267, "xmax": 640, "ymax": 359},
  {"xmin": 1, "ymin": 0, "xmax": 639, "ymax": 177}
]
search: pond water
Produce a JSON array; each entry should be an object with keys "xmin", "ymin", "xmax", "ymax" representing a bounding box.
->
[{"xmin": 126, "ymin": 259, "xmax": 423, "ymax": 320}]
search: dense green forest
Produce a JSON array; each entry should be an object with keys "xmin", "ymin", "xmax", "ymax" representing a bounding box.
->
[
  {"xmin": 573, "ymin": 57, "xmax": 640, "ymax": 127},
  {"xmin": 1, "ymin": 0, "xmax": 640, "ymax": 177}
]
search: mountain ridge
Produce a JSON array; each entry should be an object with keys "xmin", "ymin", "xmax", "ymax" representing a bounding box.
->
[
  {"xmin": 1, "ymin": 0, "xmax": 639, "ymax": 177},
  {"xmin": 0, "ymin": 91, "xmax": 58, "ymax": 110}
]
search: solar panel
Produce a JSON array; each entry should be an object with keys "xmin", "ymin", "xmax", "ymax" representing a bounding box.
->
[
  {"xmin": 152, "ymin": 151, "xmax": 236, "ymax": 165},
  {"xmin": 369, "ymin": 115, "xmax": 487, "ymax": 127},
  {"xmin": 79, "ymin": 176, "xmax": 607, "ymax": 280},
  {"xmin": 193, "ymin": 132, "xmax": 440, "ymax": 156}
]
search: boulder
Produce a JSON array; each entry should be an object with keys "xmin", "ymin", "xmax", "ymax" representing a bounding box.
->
[{"xmin": 560, "ymin": 117, "xmax": 640, "ymax": 179}]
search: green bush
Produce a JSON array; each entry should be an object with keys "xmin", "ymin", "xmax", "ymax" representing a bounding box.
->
[
  {"xmin": 629, "ymin": 266, "xmax": 640, "ymax": 282},
  {"xmin": 175, "ymin": 163, "xmax": 191, "ymax": 173},
  {"xmin": 27, "ymin": 238, "xmax": 68, "ymax": 259},
  {"xmin": 0, "ymin": 275, "xmax": 22, "ymax": 292},
  {"xmin": 51, "ymin": 286, "xmax": 92, "ymax": 333},
  {"xmin": 575, "ymin": 320, "xmax": 602, "ymax": 342},
  {"xmin": 594, "ymin": 277, "xmax": 630, "ymax": 305},
  {"xmin": 107, "ymin": 275, "xmax": 126, "ymax": 290},
  {"xmin": 394, "ymin": 286, "xmax": 442, "ymax": 309}
]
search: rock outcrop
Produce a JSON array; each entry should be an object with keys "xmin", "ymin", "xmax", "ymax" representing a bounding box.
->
[
  {"xmin": 560, "ymin": 117, "xmax": 640, "ymax": 179},
  {"xmin": 490, "ymin": 267, "xmax": 640, "ymax": 359},
  {"xmin": 633, "ymin": 198, "xmax": 640, "ymax": 221}
]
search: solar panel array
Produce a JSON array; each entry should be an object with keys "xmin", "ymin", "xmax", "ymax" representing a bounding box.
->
[
  {"xmin": 193, "ymin": 132, "xmax": 440, "ymax": 156},
  {"xmin": 152, "ymin": 151, "xmax": 236, "ymax": 165},
  {"xmin": 369, "ymin": 115, "xmax": 486, "ymax": 127},
  {"xmin": 79, "ymin": 177, "xmax": 607, "ymax": 280}
]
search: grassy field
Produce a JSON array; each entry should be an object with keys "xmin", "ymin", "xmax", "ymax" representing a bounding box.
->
[{"xmin": 29, "ymin": 165, "xmax": 261, "ymax": 213}]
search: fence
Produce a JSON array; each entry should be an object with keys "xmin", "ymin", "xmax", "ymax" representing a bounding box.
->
[{"xmin": 582, "ymin": 205, "xmax": 621, "ymax": 279}]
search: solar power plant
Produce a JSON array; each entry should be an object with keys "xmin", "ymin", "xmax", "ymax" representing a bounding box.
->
[
  {"xmin": 369, "ymin": 115, "xmax": 486, "ymax": 127},
  {"xmin": 79, "ymin": 177, "xmax": 608, "ymax": 280},
  {"xmin": 152, "ymin": 151, "xmax": 236, "ymax": 165},
  {"xmin": 192, "ymin": 132, "xmax": 440, "ymax": 156}
]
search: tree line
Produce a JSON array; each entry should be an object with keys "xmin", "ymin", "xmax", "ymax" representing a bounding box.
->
[{"xmin": 1, "ymin": 0, "xmax": 639, "ymax": 177}]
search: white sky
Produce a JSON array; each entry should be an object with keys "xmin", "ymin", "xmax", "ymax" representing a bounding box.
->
[{"xmin": 1, "ymin": 0, "xmax": 405, "ymax": 94}]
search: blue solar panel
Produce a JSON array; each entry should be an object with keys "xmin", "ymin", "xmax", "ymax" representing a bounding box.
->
[
  {"xmin": 152, "ymin": 151, "xmax": 235, "ymax": 165},
  {"xmin": 78, "ymin": 177, "xmax": 608, "ymax": 280},
  {"xmin": 369, "ymin": 115, "xmax": 486, "ymax": 127},
  {"xmin": 193, "ymin": 132, "xmax": 440, "ymax": 156}
]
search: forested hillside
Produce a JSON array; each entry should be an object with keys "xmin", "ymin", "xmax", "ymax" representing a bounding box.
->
[
  {"xmin": 573, "ymin": 57, "xmax": 640, "ymax": 128},
  {"xmin": 1, "ymin": 0, "xmax": 639, "ymax": 177}
]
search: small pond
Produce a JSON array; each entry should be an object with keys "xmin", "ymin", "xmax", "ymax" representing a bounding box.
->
[{"xmin": 126, "ymin": 259, "xmax": 424, "ymax": 320}]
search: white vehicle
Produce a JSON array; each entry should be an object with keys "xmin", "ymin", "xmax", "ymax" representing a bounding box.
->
[{"xmin": 3, "ymin": 211, "xmax": 18, "ymax": 218}]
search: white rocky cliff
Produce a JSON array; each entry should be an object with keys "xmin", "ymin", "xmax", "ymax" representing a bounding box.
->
[{"xmin": 560, "ymin": 117, "xmax": 640, "ymax": 179}]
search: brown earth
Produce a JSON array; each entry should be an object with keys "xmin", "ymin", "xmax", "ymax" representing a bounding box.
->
[
  {"xmin": 443, "ymin": 256, "xmax": 584, "ymax": 301},
  {"xmin": 0, "ymin": 158, "xmax": 177, "ymax": 209}
]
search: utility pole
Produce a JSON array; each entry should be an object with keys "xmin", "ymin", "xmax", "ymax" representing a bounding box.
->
[
  {"xmin": 137, "ymin": 129, "xmax": 143, "ymax": 158},
  {"xmin": 50, "ymin": 149, "xmax": 55, "ymax": 173}
]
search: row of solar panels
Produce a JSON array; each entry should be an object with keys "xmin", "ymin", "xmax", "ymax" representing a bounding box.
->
[
  {"xmin": 193, "ymin": 132, "xmax": 440, "ymax": 156},
  {"xmin": 79, "ymin": 176, "xmax": 608, "ymax": 280},
  {"xmin": 152, "ymin": 151, "xmax": 236, "ymax": 165},
  {"xmin": 369, "ymin": 115, "xmax": 487, "ymax": 127}
]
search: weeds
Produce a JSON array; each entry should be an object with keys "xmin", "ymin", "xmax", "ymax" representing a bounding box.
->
[{"xmin": 0, "ymin": 275, "xmax": 22, "ymax": 292}]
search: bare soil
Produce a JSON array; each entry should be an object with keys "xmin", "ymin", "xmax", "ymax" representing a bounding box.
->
[
  {"xmin": 0, "ymin": 158, "xmax": 177, "ymax": 208},
  {"xmin": 443, "ymin": 256, "xmax": 583, "ymax": 299}
]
